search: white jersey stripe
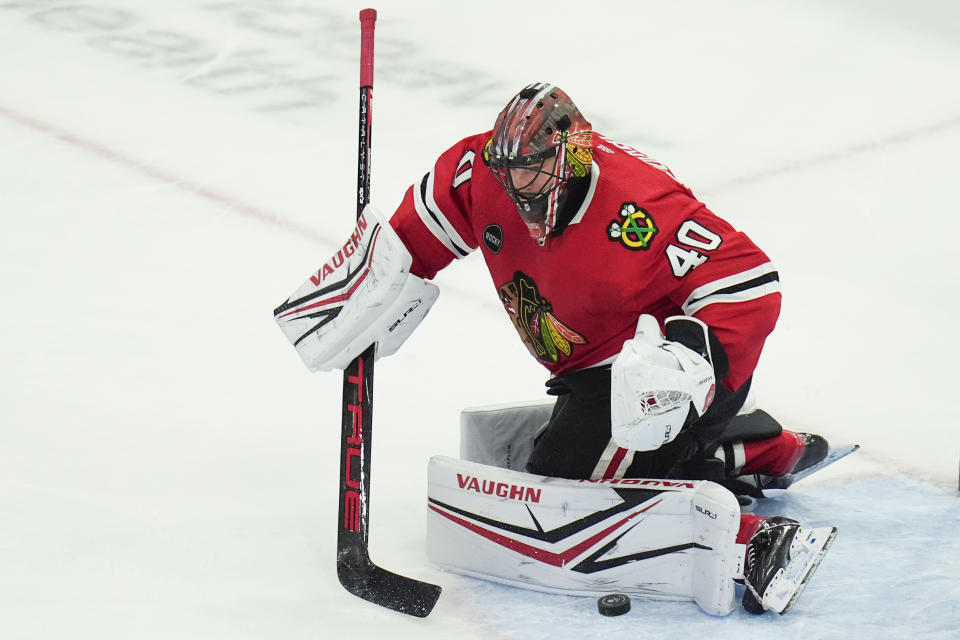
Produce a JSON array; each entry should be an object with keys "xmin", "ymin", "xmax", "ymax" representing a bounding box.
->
[
  {"xmin": 732, "ymin": 442, "xmax": 746, "ymax": 472},
  {"xmin": 425, "ymin": 170, "xmax": 473, "ymax": 255},
  {"xmin": 568, "ymin": 160, "xmax": 600, "ymax": 226},
  {"xmin": 684, "ymin": 284, "xmax": 782, "ymax": 315},
  {"xmin": 412, "ymin": 171, "xmax": 472, "ymax": 259},
  {"xmin": 452, "ymin": 150, "xmax": 474, "ymax": 188},
  {"xmin": 712, "ymin": 441, "xmax": 747, "ymax": 475},
  {"xmin": 590, "ymin": 439, "xmax": 635, "ymax": 480},
  {"xmin": 682, "ymin": 261, "xmax": 781, "ymax": 315}
]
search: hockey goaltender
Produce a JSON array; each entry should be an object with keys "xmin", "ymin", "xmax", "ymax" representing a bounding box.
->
[{"xmin": 275, "ymin": 83, "xmax": 853, "ymax": 616}]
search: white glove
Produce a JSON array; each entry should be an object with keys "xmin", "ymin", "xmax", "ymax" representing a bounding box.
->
[
  {"xmin": 274, "ymin": 205, "xmax": 439, "ymax": 372},
  {"xmin": 610, "ymin": 315, "xmax": 716, "ymax": 451}
]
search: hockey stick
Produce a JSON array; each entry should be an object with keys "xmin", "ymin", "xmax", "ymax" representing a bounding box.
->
[{"xmin": 336, "ymin": 8, "xmax": 442, "ymax": 618}]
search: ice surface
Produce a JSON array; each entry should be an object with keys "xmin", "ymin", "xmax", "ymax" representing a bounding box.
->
[{"xmin": 2, "ymin": 1, "xmax": 959, "ymax": 638}]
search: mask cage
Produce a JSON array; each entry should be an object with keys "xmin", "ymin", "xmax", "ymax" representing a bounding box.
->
[{"xmin": 487, "ymin": 146, "xmax": 567, "ymax": 227}]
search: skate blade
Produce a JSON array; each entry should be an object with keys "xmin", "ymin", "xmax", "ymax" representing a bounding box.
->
[
  {"xmin": 761, "ymin": 444, "xmax": 860, "ymax": 495},
  {"xmin": 764, "ymin": 526, "xmax": 838, "ymax": 615}
]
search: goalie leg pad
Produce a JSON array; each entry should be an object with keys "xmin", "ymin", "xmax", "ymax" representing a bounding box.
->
[
  {"xmin": 426, "ymin": 456, "xmax": 743, "ymax": 616},
  {"xmin": 459, "ymin": 400, "xmax": 555, "ymax": 471},
  {"xmin": 718, "ymin": 408, "xmax": 783, "ymax": 444}
]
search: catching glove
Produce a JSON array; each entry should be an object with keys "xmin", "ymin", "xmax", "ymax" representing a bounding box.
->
[{"xmin": 610, "ymin": 315, "xmax": 716, "ymax": 451}]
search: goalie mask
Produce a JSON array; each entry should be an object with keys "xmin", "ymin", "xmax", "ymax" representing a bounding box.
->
[{"xmin": 485, "ymin": 83, "xmax": 593, "ymax": 245}]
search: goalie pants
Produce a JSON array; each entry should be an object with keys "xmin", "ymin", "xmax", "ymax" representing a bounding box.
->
[{"xmin": 525, "ymin": 365, "xmax": 751, "ymax": 482}]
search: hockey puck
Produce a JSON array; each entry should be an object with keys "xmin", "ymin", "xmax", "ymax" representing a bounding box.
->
[{"xmin": 597, "ymin": 593, "xmax": 631, "ymax": 616}]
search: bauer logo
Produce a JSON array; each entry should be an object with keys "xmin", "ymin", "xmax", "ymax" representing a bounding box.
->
[{"xmin": 483, "ymin": 224, "xmax": 503, "ymax": 254}]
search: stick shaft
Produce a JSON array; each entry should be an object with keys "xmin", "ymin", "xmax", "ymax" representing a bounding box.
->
[
  {"xmin": 357, "ymin": 8, "xmax": 376, "ymax": 217},
  {"xmin": 339, "ymin": 6, "xmax": 378, "ymax": 559}
]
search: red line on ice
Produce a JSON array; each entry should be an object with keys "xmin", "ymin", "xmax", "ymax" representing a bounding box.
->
[{"xmin": 0, "ymin": 105, "xmax": 328, "ymax": 245}]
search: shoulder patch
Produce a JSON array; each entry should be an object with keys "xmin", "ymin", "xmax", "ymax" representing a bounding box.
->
[
  {"xmin": 482, "ymin": 224, "xmax": 504, "ymax": 253},
  {"xmin": 607, "ymin": 202, "xmax": 658, "ymax": 251}
]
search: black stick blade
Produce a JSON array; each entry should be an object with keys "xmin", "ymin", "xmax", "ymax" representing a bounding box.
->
[{"xmin": 337, "ymin": 558, "xmax": 442, "ymax": 618}]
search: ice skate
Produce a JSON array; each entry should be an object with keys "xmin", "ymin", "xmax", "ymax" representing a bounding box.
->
[
  {"xmin": 713, "ymin": 411, "xmax": 858, "ymax": 496},
  {"xmin": 741, "ymin": 516, "xmax": 837, "ymax": 615}
]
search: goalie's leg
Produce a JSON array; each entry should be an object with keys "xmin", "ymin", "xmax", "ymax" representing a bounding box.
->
[
  {"xmin": 737, "ymin": 515, "xmax": 837, "ymax": 615},
  {"xmin": 710, "ymin": 410, "xmax": 831, "ymax": 495},
  {"xmin": 718, "ymin": 429, "xmax": 828, "ymax": 477}
]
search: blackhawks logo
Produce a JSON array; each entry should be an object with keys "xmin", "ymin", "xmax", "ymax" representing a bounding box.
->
[
  {"xmin": 498, "ymin": 271, "xmax": 587, "ymax": 364},
  {"xmin": 607, "ymin": 202, "xmax": 658, "ymax": 250}
]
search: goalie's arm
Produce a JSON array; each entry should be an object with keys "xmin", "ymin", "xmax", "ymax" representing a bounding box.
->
[
  {"xmin": 388, "ymin": 135, "xmax": 484, "ymax": 280},
  {"xmin": 273, "ymin": 205, "xmax": 439, "ymax": 372}
]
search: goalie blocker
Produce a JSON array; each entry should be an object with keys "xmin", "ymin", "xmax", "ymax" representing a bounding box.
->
[{"xmin": 274, "ymin": 205, "xmax": 438, "ymax": 372}]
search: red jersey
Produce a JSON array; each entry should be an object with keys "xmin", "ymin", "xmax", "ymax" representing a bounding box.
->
[{"xmin": 389, "ymin": 132, "xmax": 781, "ymax": 391}]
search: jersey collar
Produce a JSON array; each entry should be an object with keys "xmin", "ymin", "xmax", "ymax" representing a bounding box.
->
[{"xmin": 551, "ymin": 160, "xmax": 600, "ymax": 237}]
